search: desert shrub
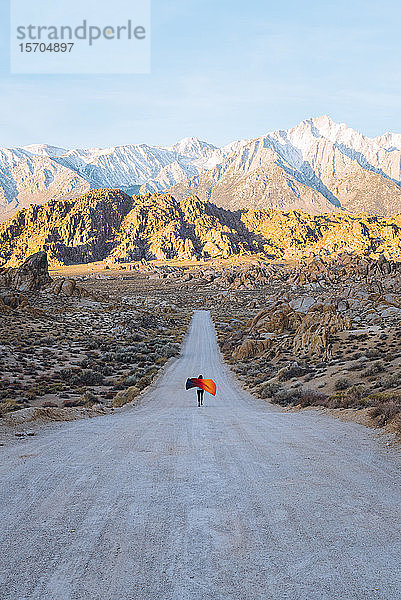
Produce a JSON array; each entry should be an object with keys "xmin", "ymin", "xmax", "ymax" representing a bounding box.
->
[
  {"xmin": 259, "ymin": 382, "xmax": 282, "ymax": 399},
  {"xmin": 41, "ymin": 348, "xmax": 54, "ymax": 357},
  {"xmin": 112, "ymin": 385, "xmax": 140, "ymax": 408},
  {"xmin": 79, "ymin": 358, "xmax": 95, "ymax": 369},
  {"xmin": 277, "ymin": 364, "xmax": 307, "ymax": 382},
  {"xmin": 348, "ymin": 361, "xmax": 364, "ymax": 371},
  {"xmin": 381, "ymin": 373, "xmax": 401, "ymax": 389},
  {"xmin": 369, "ymin": 400, "xmax": 399, "ymax": 425},
  {"xmin": 392, "ymin": 413, "xmax": 401, "ymax": 433},
  {"xmin": 271, "ymin": 388, "xmax": 329, "ymax": 408},
  {"xmin": 131, "ymin": 333, "xmax": 144, "ymax": 342},
  {"xmin": 112, "ymin": 383, "xmax": 125, "ymax": 391},
  {"xmin": 248, "ymin": 367, "xmax": 262, "ymax": 377},
  {"xmin": 80, "ymin": 391, "xmax": 97, "ymax": 406},
  {"xmin": 345, "ymin": 384, "xmax": 368, "ymax": 402},
  {"xmin": 115, "ymin": 349, "xmax": 134, "ymax": 364},
  {"xmin": 136, "ymin": 375, "xmax": 152, "ymax": 390},
  {"xmin": 297, "ymin": 390, "xmax": 329, "ymax": 408},
  {"xmin": 329, "ymin": 384, "xmax": 369, "ymax": 409},
  {"xmin": 253, "ymin": 374, "xmax": 269, "ymax": 386},
  {"xmin": 0, "ymin": 400, "xmax": 21, "ymax": 416},
  {"xmin": 63, "ymin": 399, "xmax": 82, "ymax": 408},
  {"xmin": 86, "ymin": 340, "xmax": 100, "ymax": 350},
  {"xmin": 80, "ymin": 369, "xmax": 104, "ymax": 385},
  {"xmin": 72, "ymin": 369, "xmax": 104, "ymax": 386},
  {"xmin": 61, "ymin": 390, "xmax": 98, "ymax": 408},
  {"xmin": 348, "ymin": 333, "xmax": 368, "ymax": 341},
  {"xmin": 365, "ymin": 393, "xmax": 401, "ymax": 430},
  {"xmin": 334, "ymin": 377, "xmax": 350, "ymax": 391},
  {"xmin": 364, "ymin": 360, "xmax": 385, "ymax": 377},
  {"xmin": 25, "ymin": 388, "xmax": 38, "ymax": 400},
  {"xmin": 273, "ymin": 388, "xmax": 303, "ymax": 406},
  {"xmin": 59, "ymin": 367, "xmax": 81, "ymax": 382},
  {"xmin": 162, "ymin": 343, "xmax": 180, "ymax": 358},
  {"xmin": 365, "ymin": 349, "xmax": 383, "ymax": 359},
  {"xmin": 99, "ymin": 364, "xmax": 113, "ymax": 376}
]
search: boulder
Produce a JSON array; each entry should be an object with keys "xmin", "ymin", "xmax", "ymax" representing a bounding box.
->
[
  {"xmin": 0, "ymin": 251, "xmax": 51, "ymax": 291},
  {"xmin": 0, "ymin": 293, "xmax": 29, "ymax": 310},
  {"xmin": 293, "ymin": 304, "xmax": 351, "ymax": 359},
  {"xmin": 289, "ymin": 296, "xmax": 316, "ymax": 313},
  {"xmin": 49, "ymin": 277, "xmax": 97, "ymax": 299},
  {"xmin": 233, "ymin": 339, "xmax": 272, "ymax": 361},
  {"xmin": 337, "ymin": 299, "xmax": 349, "ymax": 313},
  {"xmin": 61, "ymin": 279, "xmax": 76, "ymax": 296},
  {"xmin": 250, "ymin": 304, "xmax": 302, "ymax": 334}
]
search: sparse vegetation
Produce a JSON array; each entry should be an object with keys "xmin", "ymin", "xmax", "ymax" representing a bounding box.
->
[
  {"xmin": 2, "ymin": 247, "xmax": 401, "ymax": 439},
  {"xmin": 211, "ymin": 258, "xmax": 401, "ymax": 437},
  {"xmin": 334, "ymin": 377, "xmax": 350, "ymax": 391},
  {"xmin": 0, "ymin": 257, "xmax": 190, "ymax": 420}
]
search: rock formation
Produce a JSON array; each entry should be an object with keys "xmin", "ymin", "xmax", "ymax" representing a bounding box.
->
[
  {"xmin": 3, "ymin": 190, "xmax": 401, "ymax": 268},
  {"xmin": 0, "ymin": 292, "xmax": 29, "ymax": 313},
  {"xmin": 232, "ymin": 339, "xmax": 272, "ymax": 361},
  {"xmin": 293, "ymin": 304, "xmax": 351, "ymax": 360},
  {"xmin": 0, "ymin": 251, "xmax": 51, "ymax": 291},
  {"xmin": 250, "ymin": 305, "xmax": 302, "ymax": 334}
]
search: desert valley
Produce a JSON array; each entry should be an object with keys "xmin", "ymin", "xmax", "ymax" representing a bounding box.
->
[
  {"xmin": 2, "ymin": 116, "xmax": 401, "ymax": 438},
  {"xmin": 1, "ymin": 116, "xmax": 401, "ymax": 600}
]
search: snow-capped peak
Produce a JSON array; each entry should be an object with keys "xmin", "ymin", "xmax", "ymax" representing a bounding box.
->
[
  {"xmin": 22, "ymin": 144, "xmax": 69, "ymax": 157},
  {"xmin": 166, "ymin": 136, "xmax": 218, "ymax": 158}
]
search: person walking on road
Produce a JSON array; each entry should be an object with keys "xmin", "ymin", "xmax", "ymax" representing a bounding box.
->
[
  {"xmin": 185, "ymin": 374, "xmax": 216, "ymax": 406},
  {"xmin": 197, "ymin": 374, "xmax": 204, "ymax": 407}
]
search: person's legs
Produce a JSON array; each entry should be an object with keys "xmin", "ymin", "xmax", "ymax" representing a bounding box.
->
[
  {"xmin": 197, "ymin": 390, "xmax": 201, "ymax": 407},
  {"xmin": 200, "ymin": 390, "xmax": 204, "ymax": 406}
]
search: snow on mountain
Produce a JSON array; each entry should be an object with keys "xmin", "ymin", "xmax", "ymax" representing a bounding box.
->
[
  {"xmin": 0, "ymin": 147, "xmax": 90, "ymax": 222},
  {"xmin": 22, "ymin": 144, "xmax": 69, "ymax": 157},
  {"xmin": 374, "ymin": 131, "xmax": 401, "ymax": 152},
  {"xmin": 0, "ymin": 136, "xmax": 245, "ymax": 221},
  {"xmin": 171, "ymin": 116, "xmax": 401, "ymax": 216},
  {"xmin": 166, "ymin": 136, "xmax": 218, "ymax": 159},
  {"xmin": 2, "ymin": 116, "xmax": 401, "ymax": 222},
  {"xmin": 0, "ymin": 137, "xmax": 247, "ymax": 220}
]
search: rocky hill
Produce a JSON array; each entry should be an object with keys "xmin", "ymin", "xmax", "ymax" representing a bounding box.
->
[
  {"xmin": 0, "ymin": 190, "xmax": 261, "ymax": 266},
  {"xmin": 2, "ymin": 189, "xmax": 401, "ymax": 266}
]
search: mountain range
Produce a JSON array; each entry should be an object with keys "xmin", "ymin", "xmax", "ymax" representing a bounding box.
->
[
  {"xmin": 2, "ymin": 115, "xmax": 401, "ymax": 222},
  {"xmin": 1, "ymin": 189, "xmax": 401, "ymax": 267},
  {"xmin": 170, "ymin": 115, "xmax": 401, "ymax": 216},
  {"xmin": 0, "ymin": 137, "xmax": 245, "ymax": 222}
]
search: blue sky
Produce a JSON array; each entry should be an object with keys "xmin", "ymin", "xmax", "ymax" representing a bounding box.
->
[{"xmin": 1, "ymin": 0, "xmax": 401, "ymax": 148}]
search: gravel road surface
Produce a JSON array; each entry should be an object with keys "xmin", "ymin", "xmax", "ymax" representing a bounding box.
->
[{"xmin": 1, "ymin": 310, "xmax": 400, "ymax": 600}]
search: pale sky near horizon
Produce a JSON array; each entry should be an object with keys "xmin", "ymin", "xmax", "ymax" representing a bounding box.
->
[{"xmin": 0, "ymin": 0, "xmax": 401, "ymax": 148}]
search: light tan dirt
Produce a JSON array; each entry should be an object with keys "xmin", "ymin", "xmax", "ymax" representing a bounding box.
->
[{"xmin": 0, "ymin": 311, "xmax": 400, "ymax": 599}]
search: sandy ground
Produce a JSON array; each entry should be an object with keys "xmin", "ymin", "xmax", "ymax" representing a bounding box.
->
[{"xmin": 1, "ymin": 311, "xmax": 401, "ymax": 600}]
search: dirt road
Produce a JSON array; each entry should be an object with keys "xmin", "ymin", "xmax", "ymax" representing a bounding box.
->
[{"xmin": 1, "ymin": 310, "xmax": 400, "ymax": 599}]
